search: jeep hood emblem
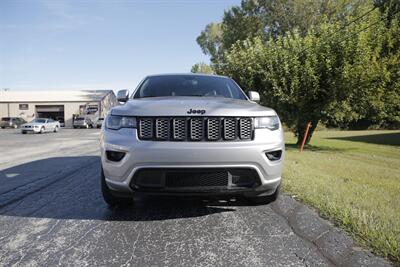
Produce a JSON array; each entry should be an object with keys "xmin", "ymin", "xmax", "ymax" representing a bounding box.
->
[{"xmin": 187, "ymin": 108, "xmax": 206, "ymax": 115}]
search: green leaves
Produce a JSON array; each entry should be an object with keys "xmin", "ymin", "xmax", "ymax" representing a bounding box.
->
[
  {"xmin": 196, "ymin": 0, "xmax": 400, "ymax": 142},
  {"xmin": 190, "ymin": 63, "xmax": 214, "ymax": 74}
]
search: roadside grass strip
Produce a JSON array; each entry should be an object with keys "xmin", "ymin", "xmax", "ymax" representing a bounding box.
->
[{"xmin": 283, "ymin": 130, "xmax": 400, "ymax": 264}]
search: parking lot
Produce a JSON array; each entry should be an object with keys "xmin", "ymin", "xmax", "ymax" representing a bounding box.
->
[{"xmin": 0, "ymin": 129, "xmax": 391, "ymax": 266}]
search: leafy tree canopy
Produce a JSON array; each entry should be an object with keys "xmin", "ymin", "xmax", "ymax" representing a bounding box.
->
[
  {"xmin": 196, "ymin": 0, "xmax": 400, "ymax": 144},
  {"xmin": 191, "ymin": 62, "xmax": 214, "ymax": 74}
]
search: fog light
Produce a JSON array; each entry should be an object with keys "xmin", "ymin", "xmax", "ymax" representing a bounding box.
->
[
  {"xmin": 265, "ymin": 150, "xmax": 282, "ymax": 161},
  {"xmin": 106, "ymin": 150, "xmax": 125, "ymax": 162}
]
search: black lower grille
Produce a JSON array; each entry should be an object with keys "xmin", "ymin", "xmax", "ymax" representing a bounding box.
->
[
  {"xmin": 137, "ymin": 117, "xmax": 254, "ymax": 141},
  {"xmin": 166, "ymin": 170, "xmax": 228, "ymax": 187},
  {"xmin": 131, "ymin": 168, "xmax": 260, "ymax": 191}
]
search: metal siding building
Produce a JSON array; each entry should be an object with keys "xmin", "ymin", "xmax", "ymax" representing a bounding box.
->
[{"xmin": 0, "ymin": 90, "xmax": 117, "ymax": 127}]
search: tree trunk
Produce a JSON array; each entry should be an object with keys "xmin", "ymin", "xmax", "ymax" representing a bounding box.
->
[{"xmin": 296, "ymin": 120, "xmax": 319, "ymax": 146}]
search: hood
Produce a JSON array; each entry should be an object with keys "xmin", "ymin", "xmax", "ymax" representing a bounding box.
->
[{"xmin": 111, "ymin": 97, "xmax": 276, "ymax": 117}]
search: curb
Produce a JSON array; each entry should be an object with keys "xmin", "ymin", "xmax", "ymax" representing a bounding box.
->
[{"xmin": 270, "ymin": 194, "xmax": 393, "ymax": 267}]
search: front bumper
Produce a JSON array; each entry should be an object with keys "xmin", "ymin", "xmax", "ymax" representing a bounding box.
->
[
  {"xmin": 21, "ymin": 127, "xmax": 41, "ymax": 133},
  {"xmin": 101, "ymin": 128, "xmax": 284, "ymax": 197}
]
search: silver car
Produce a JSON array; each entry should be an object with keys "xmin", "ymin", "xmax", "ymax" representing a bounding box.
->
[
  {"xmin": 1, "ymin": 117, "xmax": 27, "ymax": 129},
  {"xmin": 100, "ymin": 74, "xmax": 284, "ymax": 206},
  {"xmin": 21, "ymin": 118, "xmax": 60, "ymax": 134},
  {"xmin": 73, "ymin": 117, "xmax": 94, "ymax": 129}
]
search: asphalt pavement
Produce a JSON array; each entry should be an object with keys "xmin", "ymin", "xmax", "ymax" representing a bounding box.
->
[{"xmin": 0, "ymin": 129, "xmax": 392, "ymax": 266}]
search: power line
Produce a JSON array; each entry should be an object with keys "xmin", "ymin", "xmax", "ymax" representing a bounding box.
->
[
  {"xmin": 295, "ymin": 2, "xmax": 400, "ymax": 57},
  {"xmin": 335, "ymin": 20, "xmax": 382, "ymax": 45},
  {"xmin": 296, "ymin": 4, "xmax": 383, "ymax": 55},
  {"xmin": 337, "ymin": 5, "xmax": 377, "ymax": 33}
]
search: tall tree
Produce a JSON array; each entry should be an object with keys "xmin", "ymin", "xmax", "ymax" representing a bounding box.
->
[
  {"xmin": 197, "ymin": 0, "xmax": 366, "ymax": 64},
  {"xmin": 196, "ymin": 23, "xmax": 223, "ymax": 63},
  {"xmin": 197, "ymin": 0, "xmax": 400, "ymax": 143}
]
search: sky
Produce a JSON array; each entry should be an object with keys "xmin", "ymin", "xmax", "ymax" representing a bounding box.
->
[{"xmin": 0, "ymin": 0, "xmax": 240, "ymax": 91}]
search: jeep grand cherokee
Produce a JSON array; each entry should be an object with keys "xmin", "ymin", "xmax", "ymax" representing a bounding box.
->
[{"xmin": 100, "ymin": 74, "xmax": 284, "ymax": 206}]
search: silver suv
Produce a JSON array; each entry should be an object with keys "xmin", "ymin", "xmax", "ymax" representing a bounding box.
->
[{"xmin": 100, "ymin": 74, "xmax": 284, "ymax": 206}]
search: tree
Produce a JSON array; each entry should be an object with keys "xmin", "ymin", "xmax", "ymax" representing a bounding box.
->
[
  {"xmin": 191, "ymin": 63, "xmax": 214, "ymax": 74},
  {"xmin": 197, "ymin": 0, "xmax": 400, "ymax": 143},
  {"xmin": 220, "ymin": 15, "xmax": 393, "ymax": 144},
  {"xmin": 197, "ymin": 0, "xmax": 365, "ymax": 64},
  {"xmin": 196, "ymin": 23, "xmax": 223, "ymax": 63}
]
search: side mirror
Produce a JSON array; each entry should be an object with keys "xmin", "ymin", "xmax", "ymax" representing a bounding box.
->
[
  {"xmin": 247, "ymin": 91, "xmax": 260, "ymax": 102},
  {"xmin": 117, "ymin": 89, "xmax": 129, "ymax": 103}
]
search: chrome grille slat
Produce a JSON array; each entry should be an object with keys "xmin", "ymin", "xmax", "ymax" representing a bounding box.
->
[
  {"xmin": 138, "ymin": 117, "xmax": 253, "ymax": 141},
  {"xmin": 223, "ymin": 118, "xmax": 237, "ymax": 140},
  {"xmin": 139, "ymin": 118, "xmax": 153, "ymax": 139},
  {"xmin": 173, "ymin": 118, "xmax": 186, "ymax": 140},
  {"xmin": 190, "ymin": 118, "xmax": 204, "ymax": 141},
  {"xmin": 239, "ymin": 118, "xmax": 252, "ymax": 140},
  {"xmin": 155, "ymin": 118, "xmax": 170, "ymax": 140},
  {"xmin": 207, "ymin": 118, "xmax": 220, "ymax": 141}
]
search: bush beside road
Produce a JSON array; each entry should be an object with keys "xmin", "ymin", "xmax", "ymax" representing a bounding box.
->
[{"xmin": 284, "ymin": 130, "xmax": 400, "ymax": 263}]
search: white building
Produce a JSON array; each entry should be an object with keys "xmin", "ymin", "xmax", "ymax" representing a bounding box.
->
[{"xmin": 0, "ymin": 90, "xmax": 118, "ymax": 127}]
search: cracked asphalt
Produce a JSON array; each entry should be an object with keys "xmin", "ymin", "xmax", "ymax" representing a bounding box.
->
[{"xmin": 0, "ymin": 129, "xmax": 392, "ymax": 266}]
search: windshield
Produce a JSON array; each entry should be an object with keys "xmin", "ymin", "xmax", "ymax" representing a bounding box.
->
[
  {"xmin": 1, "ymin": 117, "xmax": 10, "ymax": 122},
  {"xmin": 32, "ymin": 119, "xmax": 46, "ymax": 123},
  {"xmin": 133, "ymin": 75, "xmax": 247, "ymax": 100}
]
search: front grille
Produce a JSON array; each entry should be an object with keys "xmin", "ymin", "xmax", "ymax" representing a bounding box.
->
[{"xmin": 138, "ymin": 117, "xmax": 254, "ymax": 141}]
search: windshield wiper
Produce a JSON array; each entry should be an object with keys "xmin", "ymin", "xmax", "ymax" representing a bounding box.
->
[
  {"xmin": 178, "ymin": 94, "xmax": 205, "ymax": 97},
  {"xmin": 140, "ymin": 95, "xmax": 205, "ymax": 98},
  {"xmin": 140, "ymin": 95, "xmax": 159, "ymax": 98}
]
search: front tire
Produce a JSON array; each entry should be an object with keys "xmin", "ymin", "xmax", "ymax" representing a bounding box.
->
[
  {"xmin": 248, "ymin": 184, "xmax": 280, "ymax": 205},
  {"xmin": 39, "ymin": 127, "xmax": 44, "ymax": 134},
  {"xmin": 53, "ymin": 126, "xmax": 59, "ymax": 132},
  {"xmin": 101, "ymin": 169, "xmax": 133, "ymax": 207},
  {"xmin": 22, "ymin": 131, "xmax": 27, "ymax": 134}
]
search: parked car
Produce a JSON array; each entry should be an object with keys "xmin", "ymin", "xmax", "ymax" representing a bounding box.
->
[
  {"xmin": 1, "ymin": 117, "xmax": 27, "ymax": 129},
  {"xmin": 21, "ymin": 118, "xmax": 60, "ymax": 134},
  {"xmin": 56, "ymin": 117, "xmax": 65, "ymax": 127},
  {"xmin": 96, "ymin": 118, "xmax": 104, "ymax": 128},
  {"xmin": 73, "ymin": 117, "xmax": 94, "ymax": 129},
  {"xmin": 100, "ymin": 74, "xmax": 284, "ymax": 207}
]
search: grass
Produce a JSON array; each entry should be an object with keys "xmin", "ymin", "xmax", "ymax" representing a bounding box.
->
[{"xmin": 283, "ymin": 130, "xmax": 400, "ymax": 264}]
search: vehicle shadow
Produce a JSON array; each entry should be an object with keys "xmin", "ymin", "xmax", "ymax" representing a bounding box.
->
[
  {"xmin": 0, "ymin": 156, "xmax": 252, "ymax": 221},
  {"xmin": 328, "ymin": 132, "xmax": 400, "ymax": 147},
  {"xmin": 285, "ymin": 143, "xmax": 348, "ymax": 152}
]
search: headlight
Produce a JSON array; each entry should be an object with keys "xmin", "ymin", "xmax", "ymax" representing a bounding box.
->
[
  {"xmin": 254, "ymin": 116, "xmax": 280, "ymax": 130},
  {"xmin": 106, "ymin": 115, "xmax": 137, "ymax": 130}
]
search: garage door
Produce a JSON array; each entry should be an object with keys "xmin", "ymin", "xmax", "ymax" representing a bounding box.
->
[{"xmin": 36, "ymin": 105, "xmax": 64, "ymax": 121}]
